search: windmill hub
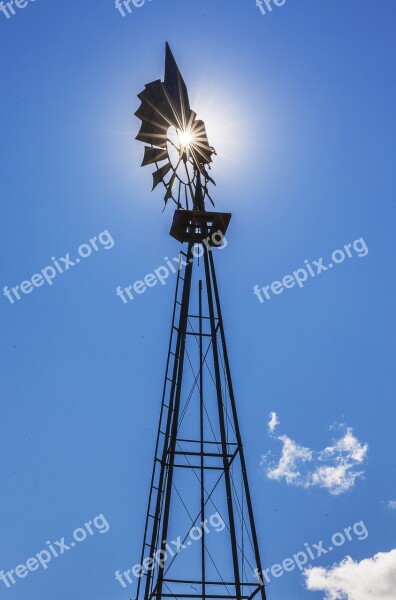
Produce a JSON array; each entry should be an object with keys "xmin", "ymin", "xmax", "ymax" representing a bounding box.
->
[{"xmin": 179, "ymin": 129, "xmax": 193, "ymax": 148}]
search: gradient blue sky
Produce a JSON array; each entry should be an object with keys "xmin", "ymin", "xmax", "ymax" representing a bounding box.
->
[{"xmin": 1, "ymin": 0, "xmax": 396, "ymax": 598}]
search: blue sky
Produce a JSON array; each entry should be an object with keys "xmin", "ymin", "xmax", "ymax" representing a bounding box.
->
[{"xmin": 1, "ymin": 0, "xmax": 396, "ymax": 598}]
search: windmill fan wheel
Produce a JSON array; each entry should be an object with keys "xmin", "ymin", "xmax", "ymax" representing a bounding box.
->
[{"xmin": 135, "ymin": 43, "xmax": 216, "ymax": 210}]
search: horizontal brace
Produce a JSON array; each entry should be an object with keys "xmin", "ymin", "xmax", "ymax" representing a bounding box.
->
[
  {"xmin": 163, "ymin": 579, "xmax": 260, "ymax": 587},
  {"xmin": 185, "ymin": 331, "xmax": 212, "ymax": 337},
  {"xmin": 176, "ymin": 437, "xmax": 238, "ymax": 446},
  {"xmin": 173, "ymin": 450, "xmax": 234, "ymax": 458},
  {"xmin": 156, "ymin": 595, "xmax": 252, "ymax": 599},
  {"xmin": 172, "ymin": 464, "xmax": 226, "ymax": 471}
]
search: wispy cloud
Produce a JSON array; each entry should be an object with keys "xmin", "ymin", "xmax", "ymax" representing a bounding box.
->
[
  {"xmin": 304, "ymin": 548, "xmax": 396, "ymax": 599},
  {"xmin": 268, "ymin": 411, "xmax": 280, "ymax": 433},
  {"xmin": 388, "ymin": 500, "xmax": 396, "ymax": 510},
  {"xmin": 261, "ymin": 415, "xmax": 368, "ymax": 495}
]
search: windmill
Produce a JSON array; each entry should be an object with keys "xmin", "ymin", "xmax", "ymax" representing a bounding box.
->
[{"xmin": 134, "ymin": 43, "xmax": 267, "ymax": 600}]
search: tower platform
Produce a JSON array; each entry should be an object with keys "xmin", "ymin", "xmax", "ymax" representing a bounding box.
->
[{"xmin": 170, "ymin": 210, "xmax": 231, "ymax": 246}]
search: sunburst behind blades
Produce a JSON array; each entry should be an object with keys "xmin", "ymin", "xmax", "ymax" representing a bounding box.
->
[{"xmin": 135, "ymin": 43, "xmax": 217, "ymax": 209}]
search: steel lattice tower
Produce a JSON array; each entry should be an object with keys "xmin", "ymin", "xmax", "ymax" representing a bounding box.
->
[{"xmin": 134, "ymin": 44, "xmax": 267, "ymax": 600}]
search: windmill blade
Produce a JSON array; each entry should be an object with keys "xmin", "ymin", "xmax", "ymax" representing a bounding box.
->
[
  {"xmin": 137, "ymin": 121, "xmax": 168, "ymax": 148},
  {"xmin": 191, "ymin": 119, "xmax": 209, "ymax": 140},
  {"xmin": 165, "ymin": 170, "xmax": 178, "ymax": 203},
  {"xmin": 191, "ymin": 119, "xmax": 215, "ymax": 164},
  {"xmin": 203, "ymin": 169, "xmax": 216, "ymax": 185},
  {"xmin": 137, "ymin": 81, "xmax": 177, "ymax": 128},
  {"xmin": 138, "ymin": 80, "xmax": 166, "ymax": 104},
  {"xmin": 192, "ymin": 142, "xmax": 214, "ymax": 166},
  {"xmin": 186, "ymin": 110, "xmax": 197, "ymax": 130},
  {"xmin": 135, "ymin": 103, "xmax": 169, "ymax": 130},
  {"xmin": 189, "ymin": 143, "xmax": 213, "ymax": 172},
  {"xmin": 203, "ymin": 186, "xmax": 215, "ymax": 207},
  {"xmin": 203, "ymin": 167, "xmax": 216, "ymax": 186},
  {"xmin": 152, "ymin": 162, "xmax": 172, "ymax": 190},
  {"xmin": 142, "ymin": 146, "xmax": 168, "ymax": 167}
]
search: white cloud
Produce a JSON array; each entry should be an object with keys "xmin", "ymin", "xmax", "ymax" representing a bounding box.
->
[
  {"xmin": 305, "ymin": 548, "xmax": 396, "ymax": 599},
  {"xmin": 264, "ymin": 435, "xmax": 312, "ymax": 484},
  {"xmin": 388, "ymin": 500, "xmax": 396, "ymax": 510},
  {"xmin": 261, "ymin": 418, "xmax": 368, "ymax": 495},
  {"xmin": 268, "ymin": 411, "xmax": 280, "ymax": 433}
]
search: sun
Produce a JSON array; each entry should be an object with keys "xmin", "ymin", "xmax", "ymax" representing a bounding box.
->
[{"xmin": 179, "ymin": 130, "xmax": 193, "ymax": 148}]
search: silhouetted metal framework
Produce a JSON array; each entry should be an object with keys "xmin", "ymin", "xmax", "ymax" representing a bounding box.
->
[{"xmin": 135, "ymin": 44, "xmax": 267, "ymax": 600}]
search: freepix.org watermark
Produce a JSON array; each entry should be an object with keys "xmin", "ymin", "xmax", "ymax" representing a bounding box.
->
[
  {"xmin": 3, "ymin": 230, "xmax": 115, "ymax": 305},
  {"xmin": 115, "ymin": 0, "xmax": 151, "ymax": 18},
  {"xmin": 116, "ymin": 230, "xmax": 227, "ymax": 305},
  {"xmin": 254, "ymin": 520, "xmax": 368, "ymax": 585},
  {"xmin": 115, "ymin": 512, "xmax": 225, "ymax": 589},
  {"xmin": 253, "ymin": 237, "xmax": 369, "ymax": 304},
  {"xmin": 0, "ymin": 0, "xmax": 36, "ymax": 19},
  {"xmin": 256, "ymin": 0, "xmax": 288, "ymax": 16},
  {"xmin": 0, "ymin": 514, "xmax": 110, "ymax": 589}
]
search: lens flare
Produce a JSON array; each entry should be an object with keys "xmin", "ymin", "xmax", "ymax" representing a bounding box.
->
[{"xmin": 179, "ymin": 130, "xmax": 193, "ymax": 147}]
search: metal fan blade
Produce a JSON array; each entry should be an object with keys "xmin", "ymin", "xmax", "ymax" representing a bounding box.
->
[
  {"xmin": 140, "ymin": 80, "xmax": 168, "ymax": 105},
  {"xmin": 192, "ymin": 143, "xmax": 214, "ymax": 165},
  {"xmin": 203, "ymin": 168, "xmax": 216, "ymax": 186},
  {"xmin": 203, "ymin": 186, "xmax": 215, "ymax": 207},
  {"xmin": 142, "ymin": 146, "xmax": 168, "ymax": 167},
  {"xmin": 191, "ymin": 119, "xmax": 209, "ymax": 141},
  {"xmin": 190, "ymin": 120, "xmax": 215, "ymax": 165},
  {"xmin": 165, "ymin": 171, "xmax": 178, "ymax": 202},
  {"xmin": 137, "ymin": 120, "xmax": 167, "ymax": 136},
  {"xmin": 186, "ymin": 111, "xmax": 197, "ymax": 131},
  {"xmin": 137, "ymin": 121, "xmax": 168, "ymax": 147},
  {"xmin": 138, "ymin": 82, "xmax": 176, "ymax": 127},
  {"xmin": 135, "ymin": 103, "xmax": 169, "ymax": 130},
  {"xmin": 152, "ymin": 162, "xmax": 172, "ymax": 190}
]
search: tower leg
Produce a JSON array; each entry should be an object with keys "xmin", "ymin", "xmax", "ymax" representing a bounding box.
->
[
  {"xmin": 208, "ymin": 250, "xmax": 267, "ymax": 600},
  {"xmin": 155, "ymin": 240, "xmax": 195, "ymax": 600},
  {"xmin": 204, "ymin": 247, "xmax": 242, "ymax": 600}
]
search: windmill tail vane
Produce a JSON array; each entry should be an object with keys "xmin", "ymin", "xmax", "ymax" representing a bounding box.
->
[{"xmin": 135, "ymin": 42, "xmax": 216, "ymax": 210}]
